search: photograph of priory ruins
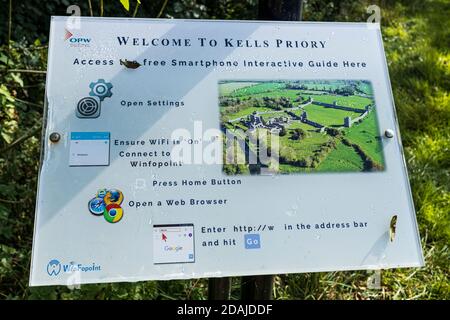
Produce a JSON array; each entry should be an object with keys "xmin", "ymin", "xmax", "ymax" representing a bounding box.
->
[{"xmin": 219, "ymin": 80, "xmax": 385, "ymax": 174}]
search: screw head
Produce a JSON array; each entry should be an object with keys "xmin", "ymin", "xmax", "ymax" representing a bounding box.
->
[
  {"xmin": 384, "ymin": 129, "xmax": 394, "ymax": 138},
  {"xmin": 49, "ymin": 132, "xmax": 61, "ymax": 143}
]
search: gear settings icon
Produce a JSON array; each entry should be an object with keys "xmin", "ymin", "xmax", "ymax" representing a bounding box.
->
[
  {"xmin": 89, "ymin": 79, "xmax": 113, "ymax": 101},
  {"xmin": 76, "ymin": 79, "xmax": 113, "ymax": 118}
]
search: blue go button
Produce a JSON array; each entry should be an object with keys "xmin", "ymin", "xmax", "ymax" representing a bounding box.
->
[{"xmin": 244, "ymin": 234, "xmax": 261, "ymax": 249}]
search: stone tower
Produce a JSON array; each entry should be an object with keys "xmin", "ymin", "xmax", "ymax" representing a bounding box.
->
[
  {"xmin": 344, "ymin": 116, "xmax": 352, "ymax": 127},
  {"xmin": 301, "ymin": 111, "xmax": 308, "ymax": 121}
]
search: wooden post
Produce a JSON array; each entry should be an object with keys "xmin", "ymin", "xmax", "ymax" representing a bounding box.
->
[
  {"xmin": 208, "ymin": 277, "xmax": 231, "ymax": 300},
  {"xmin": 241, "ymin": 275, "xmax": 275, "ymax": 300},
  {"xmin": 240, "ymin": 0, "xmax": 303, "ymax": 300},
  {"xmin": 207, "ymin": 0, "xmax": 303, "ymax": 301},
  {"xmin": 258, "ymin": 0, "xmax": 303, "ymax": 21}
]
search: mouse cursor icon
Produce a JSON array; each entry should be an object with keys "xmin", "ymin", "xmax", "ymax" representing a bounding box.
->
[{"xmin": 162, "ymin": 233, "xmax": 167, "ymax": 242}]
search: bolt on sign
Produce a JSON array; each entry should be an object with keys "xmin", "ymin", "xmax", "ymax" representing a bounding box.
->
[{"xmin": 30, "ymin": 17, "xmax": 423, "ymax": 286}]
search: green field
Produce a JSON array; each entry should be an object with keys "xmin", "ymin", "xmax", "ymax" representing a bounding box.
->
[
  {"xmin": 343, "ymin": 112, "xmax": 384, "ymax": 166},
  {"xmin": 305, "ymin": 94, "xmax": 373, "ymax": 109},
  {"xmin": 317, "ymin": 141, "xmax": 365, "ymax": 172},
  {"xmin": 229, "ymin": 82, "xmax": 286, "ymax": 97},
  {"xmin": 232, "ymin": 88, "xmax": 301, "ymax": 101},
  {"xmin": 297, "ymin": 81, "xmax": 343, "ymax": 91},
  {"xmin": 221, "ymin": 106, "xmax": 274, "ymax": 122},
  {"xmin": 288, "ymin": 121, "xmax": 318, "ymax": 131},
  {"xmin": 302, "ymin": 104, "xmax": 361, "ymax": 127},
  {"xmin": 219, "ymin": 81, "xmax": 259, "ymax": 96},
  {"xmin": 279, "ymin": 130, "xmax": 331, "ymax": 162},
  {"xmin": 355, "ymin": 82, "xmax": 374, "ymax": 95}
]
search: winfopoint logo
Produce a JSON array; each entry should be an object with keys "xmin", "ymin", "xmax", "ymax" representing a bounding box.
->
[{"xmin": 46, "ymin": 259, "xmax": 101, "ymax": 277}]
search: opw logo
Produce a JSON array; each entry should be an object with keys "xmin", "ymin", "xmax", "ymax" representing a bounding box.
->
[
  {"xmin": 47, "ymin": 259, "xmax": 61, "ymax": 276},
  {"xmin": 64, "ymin": 28, "xmax": 91, "ymax": 47},
  {"xmin": 64, "ymin": 29, "xmax": 73, "ymax": 41}
]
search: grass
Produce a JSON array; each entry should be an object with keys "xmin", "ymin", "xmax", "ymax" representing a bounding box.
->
[
  {"xmin": 221, "ymin": 106, "xmax": 273, "ymax": 121},
  {"xmin": 301, "ymin": 82, "xmax": 342, "ymax": 91},
  {"xmin": 279, "ymin": 130, "xmax": 331, "ymax": 162},
  {"xmin": 218, "ymin": 81, "xmax": 259, "ymax": 96},
  {"xmin": 288, "ymin": 121, "xmax": 317, "ymax": 131},
  {"xmin": 344, "ymin": 112, "xmax": 385, "ymax": 166},
  {"xmin": 223, "ymin": 124, "xmax": 332, "ymax": 174},
  {"xmin": 302, "ymin": 104, "xmax": 361, "ymax": 127},
  {"xmin": 229, "ymin": 82, "xmax": 286, "ymax": 97},
  {"xmin": 306, "ymin": 94, "xmax": 373, "ymax": 109},
  {"xmin": 356, "ymin": 81, "xmax": 374, "ymax": 95},
  {"xmin": 231, "ymin": 88, "xmax": 302, "ymax": 101},
  {"xmin": 317, "ymin": 141, "xmax": 365, "ymax": 172}
]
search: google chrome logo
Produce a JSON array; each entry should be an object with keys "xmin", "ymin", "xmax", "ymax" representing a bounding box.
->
[
  {"xmin": 104, "ymin": 204, "xmax": 123, "ymax": 223},
  {"xmin": 88, "ymin": 189, "xmax": 124, "ymax": 224}
]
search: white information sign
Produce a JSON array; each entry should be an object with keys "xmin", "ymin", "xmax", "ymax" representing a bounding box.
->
[{"xmin": 30, "ymin": 17, "xmax": 423, "ymax": 286}]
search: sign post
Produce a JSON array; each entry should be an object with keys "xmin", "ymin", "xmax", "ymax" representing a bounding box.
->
[
  {"xmin": 241, "ymin": 0, "xmax": 305, "ymax": 300},
  {"xmin": 30, "ymin": 17, "xmax": 423, "ymax": 292}
]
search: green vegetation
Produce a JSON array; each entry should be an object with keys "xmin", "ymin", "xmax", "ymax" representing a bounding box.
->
[
  {"xmin": 226, "ymin": 82, "xmax": 286, "ymax": 97},
  {"xmin": 279, "ymin": 130, "xmax": 331, "ymax": 162},
  {"xmin": 355, "ymin": 81, "xmax": 373, "ymax": 95},
  {"xmin": 302, "ymin": 104, "xmax": 361, "ymax": 127},
  {"xmin": 287, "ymin": 121, "xmax": 316, "ymax": 131},
  {"xmin": 305, "ymin": 93, "xmax": 373, "ymax": 109},
  {"xmin": 259, "ymin": 112, "xmax": 286, "ymax": 121},
  {"xmin": 0, "ymin": 0, "xmax": 448, "ymax": 300},
  {"xmin": 221, "ymin": 106, "xmax": 273, "ymax": 121},
  {"xmin": 317, "ymin": 141, "xmax": 365, "ymax": 172},
  {"xmin": 218, "ymin": 81, "xmax": 259, "ymax": 96},
  {"xmin": 234, "ymin": 88, "xmax": 303, "ymax": 101},
  {"xmin": 344, "ymin": 112, "xmax": 385, "ymax": 166}
]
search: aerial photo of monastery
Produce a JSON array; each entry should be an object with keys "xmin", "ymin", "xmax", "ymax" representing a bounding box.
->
[{"xmin": 219, "ymin": 80, "xmax": 385, "ymax": 174}]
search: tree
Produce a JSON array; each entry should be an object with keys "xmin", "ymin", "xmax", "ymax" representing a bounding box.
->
[
  {"xmin": 258, "ymin": 0, "xmax": 303, "ymax": 21},
  {"xmin": 291, "ymin": 128, "xmax": 307, "ymax": 140},
  {"xmin": 326, "ymin": 127, "xmax": 341, "ymax": 137}
]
